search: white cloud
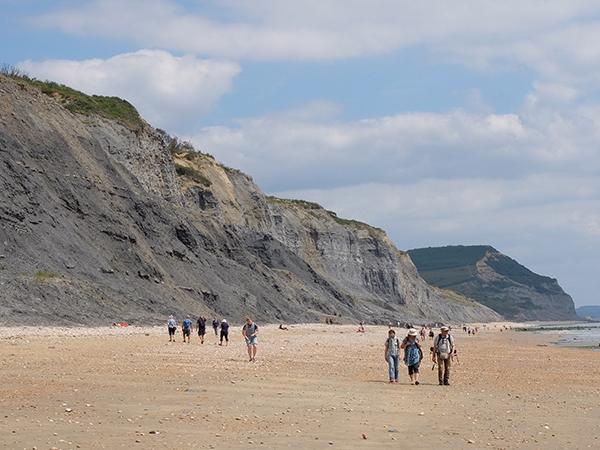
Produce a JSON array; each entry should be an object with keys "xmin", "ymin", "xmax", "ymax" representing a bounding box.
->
[
  {"xmin": 191, "ymin": 101, "xmax": 600, "ymax": 192},
  {"xmin": 31, "ymin": 1, "xmax": 600, "ymax": 86},
  {"xmin": 18, "ymin": 49, "xmax": 240, "ymax": 131}
]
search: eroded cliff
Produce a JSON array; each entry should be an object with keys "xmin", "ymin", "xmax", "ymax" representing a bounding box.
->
[{"xmin": 0, "ymin": 75, "xmax": 500, "ymax": 325}]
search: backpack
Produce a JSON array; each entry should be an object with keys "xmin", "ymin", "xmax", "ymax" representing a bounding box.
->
[{"xmin": 436, "ymin": 334, "xmax": 453, "ymax": 359}]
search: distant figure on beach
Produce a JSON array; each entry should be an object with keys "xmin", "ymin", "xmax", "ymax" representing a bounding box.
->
[
  {"xmin": 219, "ymin": 319, "xmax": 229, "ymax": 346},
  {"xmin": 182, "ymin": 316, "xmax": 192, "ymax": 343},
  {"xmin": 419, "ymin": 326, "xmax": 427, "ymax": 341},
  {"xmin": 384, "ymin": 329, "xmax": 400, "ymax": 383},
  {"xmin": 242, "ymin": 317, "xmax": 259, "ymax": 362},
  {"xmin": 401, "ymin": 328, "xmax": 423, "ymax": 385},
  {"xmin": 197, "ymin": 316, "xmax": 206, "ymax": 344},
  {"xmin": 279, "ymin": 324, "xmax": 288, "ymax": 331},
  {"xmin": 212, "ymin": 319, "xmax": 219, "ymax": 336},
  {"xmin": 167, "ymin": 315, "xmax": 177, "ymax": 342},
  {"xmin": 432, "ymin": 326, "xmax": 455, "ymax": 386},
  {"xmin": 428, "ymin": 329, "xmax": 435, "ymax": 340},
  {"xmin": 357, "ymin": 321, "xmax": 365, "ymax": 333}
]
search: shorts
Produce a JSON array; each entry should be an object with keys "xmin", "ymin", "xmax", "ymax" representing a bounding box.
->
[
  {"xmin": 183, "ymin": 328, "xmax": 191, "ymax": 337},
  {"xmin": 168, "ymin": 327, "xmax": 176, "ymax": 336},
  {"xmin": 198, "ymin": 328, "xmax": 206, "ymax": 336},
  {"xmin": 408, "ymin": 363, "xmax": 420, "ymax": 375},
  {"xmin": 245, "ymin": 336, "xmax": 258, "ymax": 346}
]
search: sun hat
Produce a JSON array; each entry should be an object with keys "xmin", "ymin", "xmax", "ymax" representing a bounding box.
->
[
  {"xmin": 440, "ymin": 326, "xmax": 450, "ymax": 332},
  {"xmin": 222, "ymin": 319, "xmax": 227, "ymax": 323},
  {"xmin": 408, "ymin": 328, "xmax": 418, "ymax": 336}
]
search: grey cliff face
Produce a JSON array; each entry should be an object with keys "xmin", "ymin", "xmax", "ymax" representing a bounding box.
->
[{"xmin": 0, "ymin": 76, "xmax": 499, "ymax": 325}]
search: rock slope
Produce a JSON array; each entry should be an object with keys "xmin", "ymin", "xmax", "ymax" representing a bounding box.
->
[
  {"xmin": 409, "ymin": 245, "xmax": 577, "ymax": 321},
  {"xmin": 0, "ymin": 75, "xmax": 499, "ymax": 325}
]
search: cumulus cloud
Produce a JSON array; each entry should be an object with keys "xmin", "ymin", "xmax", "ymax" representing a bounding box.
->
[
  {"xmin": 191, "ymin": 100, "xmax": 600, "ymax": 192},
  {"xmin": 30, "ymin": 1, "xmax": 600, "ymax": 83},
  {"xmin": 18, "ymin": 49, "xmax": 240, "ymax": 131}
]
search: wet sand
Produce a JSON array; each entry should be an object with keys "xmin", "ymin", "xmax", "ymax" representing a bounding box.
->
[{"xmin": 1, "ymin": 323, "xmax": 599, "ymax": 449}]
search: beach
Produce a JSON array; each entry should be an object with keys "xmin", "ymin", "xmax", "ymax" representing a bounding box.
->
[{"xmin": 1, "ymin": 323, "xmax": 599, "ymax": 449}]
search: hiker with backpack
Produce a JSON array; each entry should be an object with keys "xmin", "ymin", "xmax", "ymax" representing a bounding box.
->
[
  {"xmin": 219, "ymin": 319, "xmax": 229, "ymax": 346},
  {"xmin": 384, "ymin": 329, "xmax": 400, "ymax": 383},
  {"xmin": 197, "ymin": 316, "xmax": 207, "ymax": 344},
  {"xmin": 401, "ymin": 328, "xmax": 423, "ymax": 385},
  {"xmin": 167, "ymin": 315, "xmax": 177, "ymax": 342},
  {"xmin": 182, "ymin": 316, "xmax": 193, "ymax": 344},
  {"xmin": 432, "ymin": 326, "xmax": 455, "ymax": 385}
]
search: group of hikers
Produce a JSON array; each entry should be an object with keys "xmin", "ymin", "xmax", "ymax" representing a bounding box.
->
[
  {"xmin": 167, "ymin": 315, "xmax": 259, "ymax": 361},
  {"xmin": 166, "ymin": 315, "xmax": 458, "ymax": 383},
  {"xmin": 384, "ymin": 325, "xmax": 456, "ymax": 386}
]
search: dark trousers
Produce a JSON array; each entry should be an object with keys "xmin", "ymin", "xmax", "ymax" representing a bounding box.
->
[
  {"xmin": 220, "ymin": 330, "xmax": 228, "ymax": 343},
  {"xmin": 437, "ymin": 357, "xmax": 451, "ymax": 384}
]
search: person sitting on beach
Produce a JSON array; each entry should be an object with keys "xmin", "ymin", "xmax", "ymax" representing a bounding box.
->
[
  {"xmin": 167, "ymin": 315, "xmax": 177, "ymax": 342},
  {"xmin": 401, "ymin": 328, "xmax": 423, "ymax": 385},
  {"xmin": 432, "ymin": 326, "xmax": 455, "ymax": 386},
  {"xmin": 242, "ymin": 317, "xmax": 259, "ymax": 362},
  {"xmin": 384, "ymin": 329, "xmax": 400, "ymax": 383},
  {"xmin": 197, "ymin": 316, "xmax": 206, "ymax": 344},
  {"xmin": 357, "ymin": 321, "xmax": 365, "ymax": 333},
  {"xmin": 212, "ymin": 318, "xmax": 219, "ymax": 336},
  {"xmin": 182, "ymin": 316, "xmax": 192, "ymax": 344},
  {"xmin": 279, "ymin": 324, "xmax": 288, "ymax": 331},
  {"xmin": 219, "ymin": 319, "xmax": 229, "ymax": 346}
]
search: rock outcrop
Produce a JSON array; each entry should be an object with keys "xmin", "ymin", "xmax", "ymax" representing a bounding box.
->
[
  {"xmin": 0, "ymin": 75, "xmax": 500, "ymax": 325},
  {"xmin": 409, "ymin": 245, "xmax": 577, "ymax": 321}
]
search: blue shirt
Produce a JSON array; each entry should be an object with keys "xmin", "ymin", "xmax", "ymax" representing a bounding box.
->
[{"xmin": 182, "ymin": 319, "xmax": 192, "ymax": 330}]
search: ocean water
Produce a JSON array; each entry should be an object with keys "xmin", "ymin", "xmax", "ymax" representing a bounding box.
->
[{"xmin": 522, "ymin": 322, "xmax": 600, "ymax": 350}]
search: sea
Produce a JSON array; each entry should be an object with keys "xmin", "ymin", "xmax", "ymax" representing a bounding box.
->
[{"xmin": 519, "ymin": 321, "xmax": 600, "ymax": 350}]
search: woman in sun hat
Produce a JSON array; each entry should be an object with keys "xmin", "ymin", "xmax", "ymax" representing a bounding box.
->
[{"xmin": 401, "ymin": 328, "xmax": 423, "ymax": 385}]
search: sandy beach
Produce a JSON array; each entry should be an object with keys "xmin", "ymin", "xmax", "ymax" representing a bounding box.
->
[{"xmin": 1, "ymin": 323, "xmax": 599, "ymax": 449}]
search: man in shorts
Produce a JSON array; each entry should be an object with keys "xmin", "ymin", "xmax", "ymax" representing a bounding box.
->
[
  {"xmin": 212, "ymin": 319, "xmax": 219, "ymax": 336},
  {"xmin": 182, "ymin": 316, "xmax": 192, "ymax": 344},
  {"xmin": 242, "ymin": 317, "xmax": 259, "ymax": 362},
  {"xmin": 167, "ymin": 315, "xmax": 177, "ymax": 342},
  {"xmin": 196, "ymin": 316, "xmax": 206, "ymax": 344}
]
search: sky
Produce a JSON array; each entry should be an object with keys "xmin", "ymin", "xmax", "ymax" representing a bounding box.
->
[{"xmin": 2, "ymin": 0, "xmax": 600, "ymax": 307}]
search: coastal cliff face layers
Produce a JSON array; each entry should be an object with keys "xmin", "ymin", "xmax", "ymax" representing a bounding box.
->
[
  {"xmin": 0, "ymin": 76, "xmax": 499, "ymax": 325},
  {"xmin": 409, "ymin": 246, "xmax": 577, "ymax": 321}
]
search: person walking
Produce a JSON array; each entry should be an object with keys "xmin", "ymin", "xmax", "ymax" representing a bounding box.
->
[
  {"xmin": 212, "ymin": 318, "xmax": 219, "ymax": 337},
  {"xmin": 219, "ymin": 319, "xmax": 229, "ymax": 346},
  {"xmin": 167, "ymin": 315, "xmax": 177, "ymax": 342},
  {"xmin": 432, "ymin": 326, "xmax": 456, "ymax": 386},
  {"xmin": 196, "ymin": 316, "xmax": 206, "ymax": 344},
  {"xmin": 242, "ymin": 317, "xmax": 259, "ymax": 362},
  {"xmin": 384, "ymin": 329, "xmax": 400, "ymax": 383},
  {"xmin": 401, "ymin": 328, "xmax": 423, "ymax": 385},
  {"xmin": 182, "ymin": 316, "xmax": 192, "ymax": 344}
]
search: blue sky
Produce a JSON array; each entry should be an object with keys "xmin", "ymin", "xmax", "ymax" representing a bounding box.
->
[{"xmin": 3, "ymin": 0, "xmax": 600, "ymax": 306}]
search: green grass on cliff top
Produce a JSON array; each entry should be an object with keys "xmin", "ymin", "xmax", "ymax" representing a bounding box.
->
[
  {"xmin": 266, "ymin": 196, "xmax": 384, "ymax": 232},
  {"xmin": 1, "ymin": 67, "xmax": 143, "ymax": 129}
]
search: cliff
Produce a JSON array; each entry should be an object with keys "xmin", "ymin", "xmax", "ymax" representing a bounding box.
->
[
  {"xmin": 408, "ymin": 245, "xmax": 577, "ymax": 321},
  {"xmin": 0, "ymin": 75, "xmax": 500, "ymax": 325}
]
